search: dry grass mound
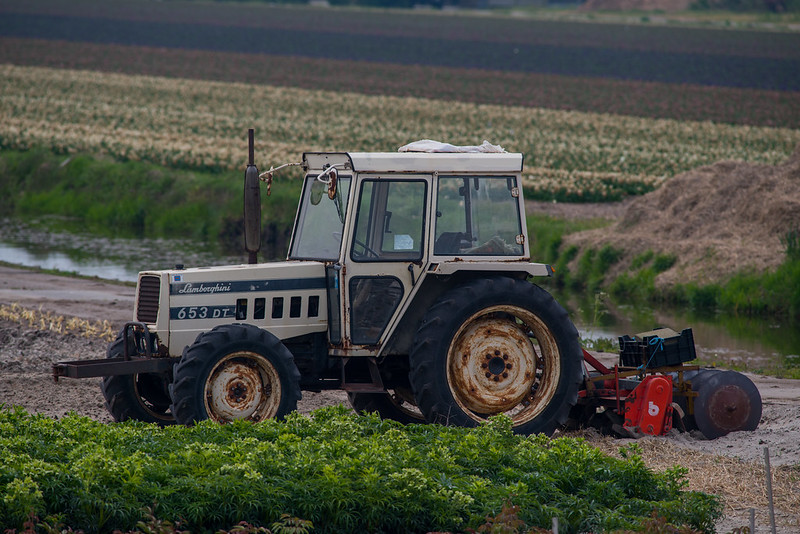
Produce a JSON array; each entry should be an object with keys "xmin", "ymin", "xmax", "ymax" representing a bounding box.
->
[{"xmin": 565, "ymin": 144, "xmax": 800, "ymax": 287}]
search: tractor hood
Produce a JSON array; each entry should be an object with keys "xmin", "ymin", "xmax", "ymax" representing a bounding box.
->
[
  {"xmin": 136, "ymin": 261, "xmax": 329, "ymax": 356},
  {"xmin": 165, "ymin": 261, "xmax": 326, "ymax": 298}
]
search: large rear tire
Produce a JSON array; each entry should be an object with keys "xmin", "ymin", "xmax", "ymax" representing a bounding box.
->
[
  {"xmin": 169, "ymin": 324, "xmax": 301, "ymax": 425},
  {"xmin": 101, "ymin": 330, "xmax": 175, "ymax": 425},
  {"xmin": 348, "ymin": 388, "xmax": 425, "ymax": 425},
  {"xmin": 409, "ymin": 277, "xmax": 583, "ymax": 436}
]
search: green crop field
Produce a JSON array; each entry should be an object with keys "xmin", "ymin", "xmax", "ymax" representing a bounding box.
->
[{"xmin": 0, "ymin": 407, "xmax": 722, "ymax": 533}]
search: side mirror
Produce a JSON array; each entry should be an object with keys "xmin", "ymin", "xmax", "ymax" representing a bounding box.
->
[
  {"xmin": 312, "ymin": 166, "xmax": 339, "ymax": 204},
  {"xmin": 327, "ymin": 167, "xmax": 338, "ymax": 200}
]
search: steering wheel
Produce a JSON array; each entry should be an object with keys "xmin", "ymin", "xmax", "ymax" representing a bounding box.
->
[{"xmin": 353, "ymin": 238, "xmax": 380, "ymax": 258}]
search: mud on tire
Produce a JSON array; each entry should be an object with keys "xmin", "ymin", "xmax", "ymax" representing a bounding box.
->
[{"xmin": 409, "ymin": 277, "xmax": 583, "ymax": 436}]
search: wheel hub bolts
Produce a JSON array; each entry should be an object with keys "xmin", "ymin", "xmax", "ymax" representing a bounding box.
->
[
  {"xmin": 229, "ymin": 382, "xmax": 248, "ymax": 402},
  {"xmin": 482, "ymin": 352, "xmax": 512, "ymax": 381}
]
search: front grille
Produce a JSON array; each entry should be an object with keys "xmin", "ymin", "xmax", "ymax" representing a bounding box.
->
[{"xmin": 136, "ymin": 275, "xmax": 161, "ymax": 323}]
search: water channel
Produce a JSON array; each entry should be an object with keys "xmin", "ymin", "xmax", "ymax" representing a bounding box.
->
[
  {"xmin": 1, "ymin": 218, "xmax": 798, "ymax": 374},
  {"xmin": 0, "ymin": 217, "xmax": 244, "ymax": 282}
]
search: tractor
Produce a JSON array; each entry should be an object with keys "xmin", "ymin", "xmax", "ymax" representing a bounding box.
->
[{"xmin": 54, "ymin": 131, "xmax": 761, "ymax": 439}]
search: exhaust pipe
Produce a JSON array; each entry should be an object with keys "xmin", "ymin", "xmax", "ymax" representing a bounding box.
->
[{"xmin": 243, "ymin": 128, "xmax": 261, "ymax": 264}]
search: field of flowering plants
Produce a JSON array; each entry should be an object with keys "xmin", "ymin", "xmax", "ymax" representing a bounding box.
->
[
  {"xmin": 3, "ymin": 37, "xmax": 798, "ymax": 129},
  {"xmin": 2, "ymin": 64, "xmax": 799, "ymax": 202},
  {"xmin": 1, "ymin": 0, "xmax": 800, "ymax": 130}
]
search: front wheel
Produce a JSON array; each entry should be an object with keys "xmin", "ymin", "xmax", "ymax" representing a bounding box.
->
[
  {"xmin": 101, "ymin": 330, "xmax": 175, "ymax": 425},
  {"xmin": 169, "ymin": 324, "xmax": 301, "ymax": 425},
  {"xmin": 409, "ymin": 277, "xmax": 583, "ymax": 436}
]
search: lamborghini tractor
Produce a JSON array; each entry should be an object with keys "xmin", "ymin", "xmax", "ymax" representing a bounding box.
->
[{"xmin": 54, "ymin": 131, "xmax": 761, "ymax": 439}]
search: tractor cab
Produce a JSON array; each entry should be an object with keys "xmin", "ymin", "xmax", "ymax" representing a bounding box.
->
[{"xmin": 288, "ymin": 151, "xmax": 549, "ymax": 355}]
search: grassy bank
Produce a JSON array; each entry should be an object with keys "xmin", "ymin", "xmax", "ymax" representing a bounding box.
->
[
  {"xmin": 534, "ymin": 240, "xmax": 800, "ymax": 377},
  {"xmin": 4, "ymin": 147, "xmax": 797, "ymax": 323},
  {"xmin": 0, "ymin": 149, "xmax": 302, "ymax": 255},
  {"xmin": 0, "ymin": 406, "xmax": 721, "ymax": 533},
  {"xmin": 546, "ymin": 241, "xmax": 800, "ymax": 321},
  {"xmin": 526, "ymin": 205, "xmax": 800, "ymax": 322},
  {"xmin": 606, "ymin": 247, "xmax": 800, "ymax": 320}
]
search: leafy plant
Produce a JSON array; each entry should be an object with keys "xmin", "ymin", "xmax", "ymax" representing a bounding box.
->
[
  {"xmin": 652, "ymin": 254, "xmax": 677, "ymax": 273},
  {"xmin": 468, "ymin": 499, "xmax": 550, "ymax": 534},
  {"xmin": 0, "ymin": 407, "xmax": 721, "ymax": 533},
  {"xmin": 611, "ymin": 510, "xmax": 702, "ymax": 533},
  {"xmin": 269, "ymin": 515, "xmax": 313, "ymax": 534},
  {"xmin": 630, "ymin": 250, "xmax": 654, "ymax": 270},
  {"xmin": 571, "ymin": 246, "xmax": 623, "ymax": 292}
]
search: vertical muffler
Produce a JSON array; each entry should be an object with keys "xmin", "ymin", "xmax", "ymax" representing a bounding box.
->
[{"xmin": 243, "ymin": 128, "xmax": 261, "ymax": 264}]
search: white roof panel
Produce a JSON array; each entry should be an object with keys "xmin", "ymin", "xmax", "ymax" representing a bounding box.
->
[{"xmin": 345, "ymin": 152, "xmax": 523, "ymax": 174}]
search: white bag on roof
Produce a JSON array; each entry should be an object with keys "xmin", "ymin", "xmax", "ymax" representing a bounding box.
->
[{"xmin": 398, "ymin": 139, "xmax": 506, "ymax": 153}]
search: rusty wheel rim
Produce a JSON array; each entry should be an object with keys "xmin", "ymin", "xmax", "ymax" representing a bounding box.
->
[
  {"xmin": 446, "ymin": 305, "xmax": 561, "ymax": 425},
  {"xmin": 204, "ymin": 351, "xmax": 281, "ymax": 423}
]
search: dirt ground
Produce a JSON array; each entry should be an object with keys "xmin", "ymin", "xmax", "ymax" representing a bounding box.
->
[{"xmin": 0, "ymin": 265, "xmax": 798, "ymax": 532}]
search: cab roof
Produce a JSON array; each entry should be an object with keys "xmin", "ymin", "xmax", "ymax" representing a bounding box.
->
[{"xmin": 303, "ymin": 152, "xmax": 523, "ymax": 174}]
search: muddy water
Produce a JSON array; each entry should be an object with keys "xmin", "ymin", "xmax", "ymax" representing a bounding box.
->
[
  {"xmin": 564, "ymin": 292, "xmax": 800, "ymax": 375},
  {"xmin": 0, "ymin": 218, "xmax": 245, "ymax": 282},
  {"xmin": 1, "ymin": 218, "xmax": 797, "ymax": 373}
]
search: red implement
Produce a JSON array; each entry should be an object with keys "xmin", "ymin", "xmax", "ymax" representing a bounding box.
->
[{"xmin": 623, "ymin": 375, "xmax": 674, "ymax": 436}]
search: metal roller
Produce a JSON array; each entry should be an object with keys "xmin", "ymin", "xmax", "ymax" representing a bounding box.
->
[{"xmin": 692, "ymin": 370, "xmax": 762, "ymax": 439}]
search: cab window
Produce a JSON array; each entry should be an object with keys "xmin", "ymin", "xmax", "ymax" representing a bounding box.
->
[
  {"xmin": 434, "ymin": 176, "xmax": 523, "ymax": 256},
  {"xmin": 290, "ymin": 174, "xmax": 351, "ymax": 261},
  {"xmin": 351, "ymin": 180, "xmax": 426, "ymax": 262}
]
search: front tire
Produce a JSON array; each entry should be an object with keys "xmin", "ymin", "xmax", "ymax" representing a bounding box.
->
[
  {"xmin": 409, "ymin": 277, "xmax": 583, "ymax": 436},
  {"xmin": 101, "ymin": 330, "xmax": 175, "ymax": 425},
  {"xmin": 169, "ymin": 324, "xmax": 301, "ymax": 425}
]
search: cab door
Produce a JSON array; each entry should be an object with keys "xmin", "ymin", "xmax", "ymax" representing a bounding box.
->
[{"xmin": 342, "ymin": 175, "xmax": 430, "ymax": 348}]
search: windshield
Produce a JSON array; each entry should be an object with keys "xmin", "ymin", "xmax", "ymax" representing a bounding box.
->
[
  {"xmin": 289, "ymin": 174, "xmax": 351, "ymax": 261},
  {"xmin": 434, "ymin": 176, "xmax": 523, "ymax": 256}
]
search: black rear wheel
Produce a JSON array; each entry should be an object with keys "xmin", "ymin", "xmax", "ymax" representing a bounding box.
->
[
  {"xmin": 169, "ymin": 324, "xmax": 301, "ymax": 425},
  {"xmin": 101, "ymin": 330, "xmax": 175, "ymax": 425},
  {"xmin": 409, "ymin": 277, "xmax": 583, "ymax": 436},
  {"xmin": 348, "ymin": 387, "xmax": 425, "ymax": 425}
]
